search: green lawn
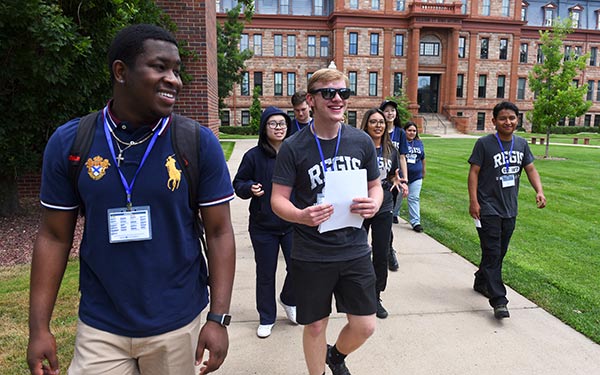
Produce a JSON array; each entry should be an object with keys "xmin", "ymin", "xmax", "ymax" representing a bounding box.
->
[
  {"xmin": 405, "ymin": 137, "xmax": 600, "ymax": 342},
  {"xmin": 1, "ymin": 138, "xmax": 599, "ymax": 373}
]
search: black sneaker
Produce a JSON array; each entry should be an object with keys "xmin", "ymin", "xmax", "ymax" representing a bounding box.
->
[
  {"xmin": 326, "ymin": 345, "xmax": 351, "ymax": 375},
  {"xmin": 376, "ymin": 299, "xmax": 388, "ymax": 319},
  {"xmin": 388, "ymin": 248, "xmax": 399, "ymax": 271},
  {"xmin": 412, "ymin": 224, "xmax": 423, "ymax": 233},
  {"xmin": 494, "ymin": 305, "xmax": 510, "ymax": 320},
  {"xmin": 392, "ymin": 216, "xmax": 399, "ymax": 224}
]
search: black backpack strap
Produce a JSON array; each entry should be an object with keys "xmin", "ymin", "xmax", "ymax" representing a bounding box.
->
[
  {"xmin": 171, "ymin": 114, "xmax": 206, "ymax": 250},
  {"xmin": 68, "ymin": 111, "xmax": 100, "ymax": 213}
]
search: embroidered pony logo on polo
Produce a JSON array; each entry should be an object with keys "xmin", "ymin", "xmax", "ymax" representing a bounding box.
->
[
  {"xmin": 165, "ymin": 155, "xmax": 181, "ymax": 191},
  {"xmin": 85, "ymin": 156, "xmax": 110, "ymax": 180}
]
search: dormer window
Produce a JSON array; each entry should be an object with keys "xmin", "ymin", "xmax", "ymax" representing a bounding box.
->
[
  {"xmin": 569, "ymin": 5, "xmax": 583, "ymax": 28},
  {"xmin": 543, "ymin": 3, "xmax": 557, "ymax": 27},
  {"xmin": 521, "ymin": 1, "xmax": 529, "ymax": 21}
]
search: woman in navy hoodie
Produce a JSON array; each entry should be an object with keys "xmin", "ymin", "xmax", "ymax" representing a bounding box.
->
[{"xmin": 233, "ymin": 106, "xmax": 297, "ymax": 338}]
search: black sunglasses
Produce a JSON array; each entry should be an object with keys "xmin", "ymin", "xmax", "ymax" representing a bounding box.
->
[{"xmin": 309, "ymin": 88, "xmax": 352, "ymax": 100}]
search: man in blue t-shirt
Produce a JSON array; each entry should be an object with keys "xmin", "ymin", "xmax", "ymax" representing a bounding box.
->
[
  {"xmin": 27, "ymin": 24, "xmax": 235, "ymax": 375},
  {"xmin": 468, "ymin": 101, "xmax": 546, "ymax": 320}
]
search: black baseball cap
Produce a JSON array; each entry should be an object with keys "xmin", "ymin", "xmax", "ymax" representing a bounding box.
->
[{"xmin": 379, "ymin": 100, "xmax": 398, "ymax": 110}]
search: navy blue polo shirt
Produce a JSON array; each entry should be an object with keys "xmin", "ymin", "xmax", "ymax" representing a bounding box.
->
[{"xmin": 40, "ymin": 110, "xmax": 234, "ymax": 337}]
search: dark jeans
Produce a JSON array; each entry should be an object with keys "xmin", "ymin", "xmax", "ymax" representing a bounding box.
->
[
  {"xmin": 475, "ymin": 215, "xmax": 516, "ymax": 307},
  {"xmin": 364, "ymin": 210, "xmax": 393, "ymax": 293},
  {"xmin": 249, "ymin": 229, "xmax": 295, "ymax": 324}
]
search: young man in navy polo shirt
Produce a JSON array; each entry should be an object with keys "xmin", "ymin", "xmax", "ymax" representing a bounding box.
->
[{"xmin": 27, "ymin": 24, "xmax": 235, "ymax": 375}]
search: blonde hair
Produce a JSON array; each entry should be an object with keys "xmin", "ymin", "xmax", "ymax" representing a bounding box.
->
[{"xmin": 307, "ymin": 68, "xmax": 349, "ymax": 92}]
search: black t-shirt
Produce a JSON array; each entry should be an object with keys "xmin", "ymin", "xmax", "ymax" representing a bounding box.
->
[
  {"xmin": 273, "ymin": 124, "xmax": 380, "ymax": 261},
  {"xmin": 468, "ymin": 134, "xmax": 534, "ymax": 218}
]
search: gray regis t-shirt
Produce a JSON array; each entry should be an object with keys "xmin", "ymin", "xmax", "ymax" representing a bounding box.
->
[
  {"xmin": 468, "ymin": 133, "xmax": 534, "ymax": 218},
  {"xmin": 273, "ymin": 124, "xmax": 380, "ymax": 262}
]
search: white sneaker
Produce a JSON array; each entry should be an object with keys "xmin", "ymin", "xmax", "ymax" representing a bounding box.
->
[
  {"xmin": 279, "ymin": 299, "xmax": 297, "ymax": 324},
  {"xmin": 256, "ymin": 323, "xmax": 274, "ymax": 338}
]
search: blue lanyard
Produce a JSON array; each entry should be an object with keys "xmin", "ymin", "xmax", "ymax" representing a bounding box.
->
[
  {"xmin": 494, "ymin": 133, "xmax": 514, "ymax": 172},
  {"xmin": 103, "ymin": 107, "xmax": 169, "ymax": 209},
  {"xmin": 312, "ymin": 122, "xmax": 341, "ymax": 173},
  {"xmin": 296, "ymin": 118, "xmax": 313, "ymax": 132}
]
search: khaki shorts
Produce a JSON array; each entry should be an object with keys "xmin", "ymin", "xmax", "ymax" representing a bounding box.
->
[{"xmin": 68, "ymin": 313, "xmax": 202, "ymax": 375}]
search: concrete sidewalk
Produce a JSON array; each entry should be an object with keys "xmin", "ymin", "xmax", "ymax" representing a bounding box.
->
[{"xmin": 217, "ymin": 139, "xmax": 600, "ymax": 375}]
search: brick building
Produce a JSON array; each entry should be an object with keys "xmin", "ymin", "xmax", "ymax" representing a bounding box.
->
[{"xmin": 217, "ymin": 0, "xmax": 600, "ymax": 133}]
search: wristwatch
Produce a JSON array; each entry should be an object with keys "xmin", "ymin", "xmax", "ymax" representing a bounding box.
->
[{"xmin": 207, "ymin": 312, "xmax": 232, "ymax": 327}]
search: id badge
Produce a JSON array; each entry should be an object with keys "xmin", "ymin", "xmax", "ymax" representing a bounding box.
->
[
  {"xmin": 407, "ymin": 154, "xmax": 417, "ymax": 164},
  {"xmin": 316, "ymin": 193, "xmax": 325, "ymax": 205},
  {"xmin": 500, "ymin": 175, "xmax": 516, "ymax": 188},
  {"xmin": 107, "ymin": 206, "xmax": 152, "ymax": 243}
]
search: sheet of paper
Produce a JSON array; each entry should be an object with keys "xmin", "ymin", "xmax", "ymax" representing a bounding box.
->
[{"xmin": 318, "ymin": 169, "xmax": 367, "ymax": 233}]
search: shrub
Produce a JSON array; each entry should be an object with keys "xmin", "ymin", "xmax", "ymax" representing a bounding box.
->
[{"xmin": 219, "ymin": 126, "xmax": 257, "ymax": 135}]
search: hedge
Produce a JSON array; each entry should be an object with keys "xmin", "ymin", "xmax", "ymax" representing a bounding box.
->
[
  {"xmin": 549, "ymin": 126, "xmax": 600, "ymax": 134},
  {"xmin": 219, "ymin": 126, "xmax": 258, "ymax": 135}
]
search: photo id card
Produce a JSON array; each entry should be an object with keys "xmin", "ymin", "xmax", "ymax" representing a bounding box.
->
[
  {"xmin": 107, "ymin": 206, "xmax": 152, "ymax": 243},
  {"xmin": 500, "ymin": 174, "xmax": 516, "ymax": 188}
]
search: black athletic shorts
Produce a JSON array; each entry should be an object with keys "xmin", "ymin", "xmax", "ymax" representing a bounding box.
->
[{"xmin": 292, "ymin": 254, "xmax": 377, "ymax": 325}]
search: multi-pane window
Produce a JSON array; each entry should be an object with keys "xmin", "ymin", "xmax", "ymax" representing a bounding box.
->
[
  {"xmin": 480, "ymin": 38, "xmax": 489, "ymax": 59},
  {"xmin": 590, "ymin": 47, "xmax": 597, "ymax": 66},
  {"xmin": 253, "ymin": 34, "xmax": 262, "ymax": 56},
  {"xmin": 499, "ymin": 39, "xmax": 508, "ymax": 60},
  {"xmin": 596, "ymin": 82, "xmax": 600, "ymax": 101},
  {"xmin": 461, "ymin": 0, "xmax": 467, "ymax": 14},
  {"xmin": 287, "ymin": 73, "xmax": 296, "ymax": 96},
  {"xmin": 571, "ymin": 10, "xmax": 581, "ymax": 28},
  {"xmin": 287, "ymin": 35, "xmax": 296, "ymax": 57},
  {"xmin": 307, "ymin": 72, "xmax": 313, "ymax": 83},
  {"xmin": 254, "ymin": 72, "xmax": 263, "ymax": 95},
  {"xmin": 370, "ymin": 33, "xmax": 379, "ymax": 55},
  {"xmin": 240, "ymin": 34, "xmax": 249, "ymax": 51},
  {"xmin": 564, "ymin": 45, "xmax": 572, "ymax": 61},
  {"xmin": 478, "ymin": 75, "xmax": 487, "ymax": 98},
  {"xmin": 241, "ymin": 110, "xmax": 250, "ymax": 126},
  {"xmin": 221, "ymin": 110, "xmax": 230, "ymax": 126},
  {"xmin": 274, "ymin": 34, "xmax": 283, "ymax": 56},
  {"xmin": 280, "ymin": 0, "xmax": 289, "ymax": 14},
  {"xmin": 574, "ymin": 46, "xmax": 582, "ymax": 59},
  {"xmin": 307, "ymin": 35, "xmax": 316, "ymax": 57},
  {"xmin": 274, "ymin": 72, "xmax": 282, "ymax": 96},
  {"xmin": 350, "ymin": 0, "xmax": 358, "ymax": 9},
  {"xmin": 372, "ymin": 0, "xmax": 380, "ymax": 10},
  {"xmin": 458, "ymin": 36, "xmax": 466, "ymax": 58},
  {"xmin": 395, "ymin": 34, "xmax": 404, "ymax": 56},
  {"xmin": 521, "ymin": 3, "xmax": 528, "ymax": 21},
  {"xmin": 241, "ymin": 72, "xmax": 249, "ymax": 96},
  {"xmin": 320, "ymin": 36, "xmax": 329, "ymax": 57},
  {"xmin": 420, "ymin": 42, "xmax": 440, "ymax": 56},
  {"xmin": 369, "ymin": 72, "xmax": 378, "ymax": 96},
  {"xmin": 520, "ymin": 43, "xmax": 528, "ymax": 63},
  {"xmin": 396, "ymin": 0, "xmax": 406, "ymax": 11},
  {"xmin": 349, "ymin": 32, "xmax": 358, "ymax": 55},
  {"xmin": 314, "ymin": 0, "xmax": 324, "ymax": 15},
  {"xmin": 569, "ymin": 117, "xmax": 576, "ymax": 126},
  {"xmin": 497, "ymin": 75, "xmax": 506, "ymax": 98},
  {"xmin": 537, "ymin": 45, "xmax": 544, "ymax": 63},
  {"xmin": 348, "ymin": 71, "xmax": 357, "ymax": 95},
  {"xmin": 597, "ymin": 13, "xmax": 600, "ymax": 29},
  {"xmin": 587, "ymin": 81, "xmax": 594, "ymax": 101},
  {"xmin": 457, "ymin": 74, "xmax": 464, "ymax": 98},
  {"xmin": 482, "ymin": 0, "xmax": 490, "ymax": 16},
  {"xmin": 477, "ymin": 112, "xmax": 486, "ymax": 130},
  {"xmin": 517, "ymin": 78, "xmax": 526, "ymax": 99},
  {"xmin": 584, "ymin": 114, "xmax": 592, "ymax": 127},
  {"xmin": 544, "ymin": 7, "xmax": 555, "ymax": 26},
  {"xmin": 502, "ymin": 0, "xmax": 510, "ymax": 16},
  {"xmin": 595, "ymin": 115, "xmax": 600, "ymax": 127},
  {"xmin": 393, "ymin": 73, "xmax": 403, "ymax": 96},
  {"xmin": 348, "ymin": 111, "xmax": 357, "ymax": 127}
]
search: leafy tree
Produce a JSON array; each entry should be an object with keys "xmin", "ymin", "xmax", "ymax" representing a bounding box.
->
[
  {"xmin": 0, "ymin": 0, "xmax": 177, "ymax": 216},
  {"xmin": 217, "ymin": 1, "xmax": 254, "ymax": 110},
  {"xmin": 527, "ymin": 18, "xmax": 591, "ymax": 158},
  {"xmin": 249, "ymin": 86, "xmax": 262, "ymax": 134}
]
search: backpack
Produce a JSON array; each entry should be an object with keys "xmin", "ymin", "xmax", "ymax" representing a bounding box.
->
[{"xmin": 68, "ymin": 111, "xmax": 207, "ymax": 250}]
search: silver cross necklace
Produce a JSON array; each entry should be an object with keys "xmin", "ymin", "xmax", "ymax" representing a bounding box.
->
[{"xmin": 107, "ymin": 126, "xmax": 155, "ymax": 167}]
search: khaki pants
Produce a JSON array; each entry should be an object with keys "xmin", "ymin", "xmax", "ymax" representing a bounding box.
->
[{"xmin": 68, "ymin": 313, "xmax": 203, "ymax": 375}]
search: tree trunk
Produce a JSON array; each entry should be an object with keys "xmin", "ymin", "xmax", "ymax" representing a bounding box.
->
[
  {"xmin": 0, "ymin": 173, "xmax": 21, "ymax": 217},
  {"xmin": 544, "ymin": 128, "xmax": 551, "ymax": 158}
]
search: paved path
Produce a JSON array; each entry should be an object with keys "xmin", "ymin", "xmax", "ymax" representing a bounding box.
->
[{"xmin": 215, "ymin": 138, "xmax": 600, "ymax": 375}]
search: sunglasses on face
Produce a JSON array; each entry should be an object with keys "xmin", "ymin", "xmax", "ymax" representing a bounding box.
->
[{"xmin": 309, "ymin": 88, "xmax": 352, "ymax": 100}]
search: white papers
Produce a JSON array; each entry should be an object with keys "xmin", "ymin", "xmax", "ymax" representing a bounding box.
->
[{"xmin": 318, "ymin": 169, "xmax": 367, "ymax": 233}]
